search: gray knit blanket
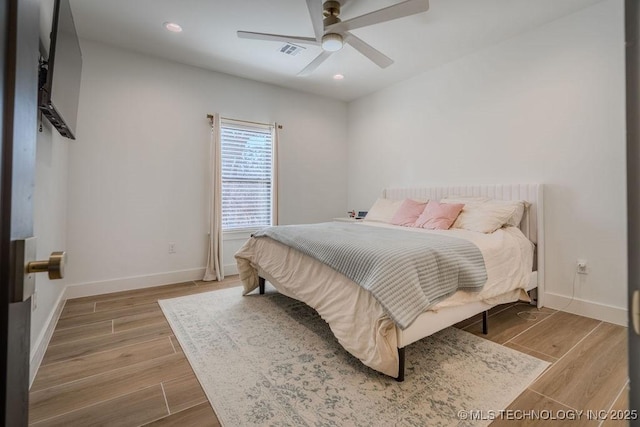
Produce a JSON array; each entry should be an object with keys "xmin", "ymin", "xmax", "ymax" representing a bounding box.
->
[{"xmin": 253, "ymin": 222, "xmax": 487, "ymax": 329}]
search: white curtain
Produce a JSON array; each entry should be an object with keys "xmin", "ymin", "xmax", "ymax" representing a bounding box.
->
[
  {"xmin": 203, "ymin": 113, "xmax": 224, "ymax": 281},
  {"xmin": 272, "ymin": 123, "xmax": 280, "ymax": 226}
]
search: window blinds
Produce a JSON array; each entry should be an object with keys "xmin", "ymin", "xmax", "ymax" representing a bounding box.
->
[{"xmin": 220, "ymin": 122, "xmax": 273, "ymax": 231}]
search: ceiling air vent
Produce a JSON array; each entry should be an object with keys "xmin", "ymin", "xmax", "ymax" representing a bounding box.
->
[{"xmin": 279, "ymin": 43, "xmax": 306, "ymax": 56}]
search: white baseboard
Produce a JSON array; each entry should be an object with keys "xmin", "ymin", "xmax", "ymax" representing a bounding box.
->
[
  {"xmin": 30, "ymin": 290, "xmax": 66, "ymax": 387},
  {"xmin": 64, "ymin": 267, "xmax": 207, "ymax": 299},
  {"xmin": 543, "ymin": 292, "xmax": 627, "ymax": 326},
  {"xmin": 224, "ymin": 263, "xmax": 238, "ymax": 276}
]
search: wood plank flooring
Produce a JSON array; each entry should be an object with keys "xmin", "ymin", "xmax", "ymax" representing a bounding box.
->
[{"xmin": 29, "ymin": 277, "xmax": 628, "ymax": 426}]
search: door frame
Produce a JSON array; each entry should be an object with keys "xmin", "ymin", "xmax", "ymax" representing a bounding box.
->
[
  {"xmin": 626, "ymin": 0, "xmax": 639, "ymax": 417},
  {"xmin": 1, "ymin": 0, "xmax": 39, "ymax": 424},
  {"xmin": 0, "ymin": 0, "xmax": 9, "ymax": 419}
]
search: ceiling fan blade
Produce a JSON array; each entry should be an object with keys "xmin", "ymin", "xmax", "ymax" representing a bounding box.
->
[
  {"xmin": 326, "ymin": 0, "xmax": 429, "ymax": 33},
  {"xmin": 345, "ymin": 33, "xmax": 393, "ymax": 68},
  {"xmin": 297, "ymin": 51, "xmax": 333, "ymax": 76},
  {"xmin": 306, "ymin": 0, "xmax": 324, "ymax": 42},
  {"xmin": 237, "ymin": 31, "xmax": 320, "ymax": 46}
]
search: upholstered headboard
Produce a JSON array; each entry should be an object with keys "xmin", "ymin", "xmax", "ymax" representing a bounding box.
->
[{"xmin": 383, "ymin": 184, "xmax": 544, "ymax": 305}]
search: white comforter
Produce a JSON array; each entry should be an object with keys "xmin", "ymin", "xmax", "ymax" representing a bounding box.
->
[{"xmin": 235, "ymin": 222, "xmax": 534, "ymax": 377}]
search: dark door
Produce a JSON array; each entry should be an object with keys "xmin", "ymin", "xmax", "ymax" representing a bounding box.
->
[
  {"xmin": 1, "ymin": 0, "xmax": 39, "ymax": 424},
  {"xmin": 627, "ymin": 0, "xmax": 640, "ymax": 417}
]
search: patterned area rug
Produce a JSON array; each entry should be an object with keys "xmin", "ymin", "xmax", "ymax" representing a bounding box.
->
[{"xmin": 159, "ymin": 288, "xmax": 549, "ymax": 426}]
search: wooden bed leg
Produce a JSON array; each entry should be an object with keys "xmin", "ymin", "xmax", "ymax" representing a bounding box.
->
[
  {"xmin": 482, "ymin": 310, "xmax": 488, "ymax": 335},
  {"xmin": 396, "ymin": 347, "xmax": 405, "ymax": 382},
  {"xmin": 258, "ymin": 276, "xmax": 265, "ymax": 295}
]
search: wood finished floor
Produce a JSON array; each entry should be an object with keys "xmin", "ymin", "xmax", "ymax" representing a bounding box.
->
[{"xmin": 29, "ymin": 277, "xmax": 628, "ymax": 426}]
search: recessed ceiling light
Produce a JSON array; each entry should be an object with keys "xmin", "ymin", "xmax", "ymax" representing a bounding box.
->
[
  {"xmin": 333, "ymin": 74, "xmax": 345, "ymax": 80},
  {"xmin": 163, "ymin": 22, "xmax": 183, "ymax": 33}
]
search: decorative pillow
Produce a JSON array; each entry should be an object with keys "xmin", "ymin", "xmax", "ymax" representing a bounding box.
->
[
  {"xmin": 389, "ymin": 199, "xmax": 428, "ymax": 226},
  {"xmin": 414, "ymin": 201, "xmax": 464, "ymax": 230},
  {"xmin": 363, "ymin": 198, "xmax": 404, "ymax": 223},
  {"xmin": 441, "ymin": 197, "xmax": 529, "ymax": 233}
]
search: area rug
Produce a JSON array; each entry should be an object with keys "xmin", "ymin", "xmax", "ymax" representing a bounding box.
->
[{"xmin": 159, "ymin": 288, "xmax": 549, "ymax": 426}]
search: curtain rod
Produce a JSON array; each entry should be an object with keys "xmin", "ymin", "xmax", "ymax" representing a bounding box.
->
[{"xmin": 206, "ymin": 114, "xmax": 283, "ymax": 129}]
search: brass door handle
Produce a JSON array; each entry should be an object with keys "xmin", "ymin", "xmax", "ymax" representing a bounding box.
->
[{"xmin": 27, "ymin": 251, "xmax": 66, "ymax": 280}]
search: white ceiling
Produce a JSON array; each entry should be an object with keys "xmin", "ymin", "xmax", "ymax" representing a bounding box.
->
[{"xmin": 69, "ymin": 0, "xmax": 603, "ymax": 102}]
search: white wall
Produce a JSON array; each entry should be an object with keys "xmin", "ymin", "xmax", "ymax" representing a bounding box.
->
[
  {"xmin": 64, "ymin": 40, "xmax": 348, "ymax": 293},
  {"xmin": 31, "ymin": 122, "xmax": 69, "ymax": 378},
  {"xmin": 347, "ymin": 0, "xmax": 626, "ymax": 323},
  {"xmin": 30, "ymin": 0, "xmax": 69, "ymax": 382}
]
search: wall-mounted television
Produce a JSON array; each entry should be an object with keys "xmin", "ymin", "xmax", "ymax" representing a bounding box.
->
[{"xmin": 38, "ymin": 0, "xmax": 82, "ymax": 140}]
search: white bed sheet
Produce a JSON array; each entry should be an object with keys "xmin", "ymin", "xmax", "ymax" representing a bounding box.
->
[{"xmin": 235, "ymin": 222, "xmax": 534, "ymax": 377}]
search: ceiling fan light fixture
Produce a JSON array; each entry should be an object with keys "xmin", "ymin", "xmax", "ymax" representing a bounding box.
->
[{"xmin": 322, "ymin": 33, "xmax": 343, "ymax": 52}]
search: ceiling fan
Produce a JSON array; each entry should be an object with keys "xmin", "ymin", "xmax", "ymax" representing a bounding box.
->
[{"xmin": 237, "ymin": 0, "xmax": 430, "ymax": 76}]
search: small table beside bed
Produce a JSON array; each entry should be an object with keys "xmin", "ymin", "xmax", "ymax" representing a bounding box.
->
[{"xmin": 235, "ymin": 184, "xmax": 544, "ymax": 382}]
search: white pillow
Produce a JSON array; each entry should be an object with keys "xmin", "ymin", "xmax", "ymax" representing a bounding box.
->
[
  {"xmin": 442, "ymin": 197, "xmax": 529, "ymax": 233},
  {"xmin": 363, "ymin": 198, "xmax": 404, "ymax": 223},
  {"xmin": 503, "ymin": 200, "xmax": 529, "ymax": 227}
]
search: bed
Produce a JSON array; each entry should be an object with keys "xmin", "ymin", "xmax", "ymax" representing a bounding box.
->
[{"xmin": 235, "ymin": 184, "xmax": 544, "ymax": 381}]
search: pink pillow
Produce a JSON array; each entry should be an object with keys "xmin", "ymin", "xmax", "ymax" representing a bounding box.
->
[
  {"xmin": 414, "ymin": 201, "xmax": 464, "ymax": 230},
  {"xmin": 389, "ymin": 199, "xmax": 428, "ymax": 226}
]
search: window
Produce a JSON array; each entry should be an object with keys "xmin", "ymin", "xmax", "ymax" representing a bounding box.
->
[{"xmin": 220, "ymin": 120, "xmax": 274, "ymax": 231}]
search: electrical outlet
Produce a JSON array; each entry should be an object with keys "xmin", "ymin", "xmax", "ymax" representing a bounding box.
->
[
  {"xmin": 576, "ymin": 259, "xmax": 588, "ymax": 274},
  {"xmin": 32, "ymin": 292, "xmax": 37, "ymax": 312},
  {"xmin": 168, "ymin": 243, "xmax": 176, "ymax": 254}
]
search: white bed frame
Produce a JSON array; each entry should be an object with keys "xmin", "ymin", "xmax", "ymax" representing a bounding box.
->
[{"xmin": 383, "ymin": 184, "xmax": 544, "ymax": 380}]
